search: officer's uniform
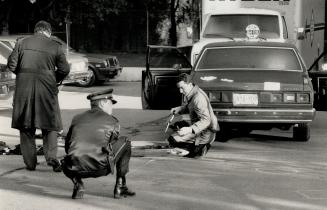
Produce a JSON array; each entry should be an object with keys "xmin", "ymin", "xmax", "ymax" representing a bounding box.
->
[{"xmin": 62, "ymin": 89, "xmax": 135, "ymax": 199}]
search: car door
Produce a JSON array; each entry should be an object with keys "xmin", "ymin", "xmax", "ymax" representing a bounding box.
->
[
  {"xmin": 308, "ymin": 51, "xmax": 327, "ymax": 110},
  {"xmin": 142, "ymin": 45, "xmax": 192, "ymax": 109}
]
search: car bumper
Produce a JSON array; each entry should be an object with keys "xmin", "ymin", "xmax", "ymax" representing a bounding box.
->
[
  {"xmin": 0, "ymin": 79, "xmax": 15, "ymax": 98},
  {"xmin": 214, "ymin": 108, "xmax": 316, "ymax": 123},
  {"xmin": 62, "ymin": 71, "xmax": 91, "ymax": 84},
  {"xmin": 97, "ymin": 67, "xmax": 122, "ymax": 79}
]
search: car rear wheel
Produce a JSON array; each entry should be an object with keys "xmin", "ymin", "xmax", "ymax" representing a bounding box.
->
[
  {"xmin": 293, "ymin": 123, "xmax": 310, "ymax": 142},
  {"xmin": 76, "ymin": 68, "xmax": 95, "ymax": 87}
]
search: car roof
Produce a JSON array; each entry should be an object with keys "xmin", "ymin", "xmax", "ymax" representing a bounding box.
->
[
  {"xmin": 203, "ymin": 41, "xmax": 297, "ymax": 49},
  {"xmin": 0, "ymin": 34, "xmax": 30, "ymax": 41},
  {"xmin": 209, "ymin": 8, "xmax": 281, "ymax": 16}
]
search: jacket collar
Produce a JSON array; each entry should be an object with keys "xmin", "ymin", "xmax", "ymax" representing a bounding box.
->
[
  {"xmin": 90, "ymin": 106, "xmax": 110, "ymax": 115},
  {"xmin": 185, "ymin": 84, "xmax": 199, "ymax": 102}
]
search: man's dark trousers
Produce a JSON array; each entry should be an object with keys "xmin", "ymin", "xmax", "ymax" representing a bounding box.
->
[{"xmin": 20, "ymin": 128, "xmax": 58, "ymax": 170}]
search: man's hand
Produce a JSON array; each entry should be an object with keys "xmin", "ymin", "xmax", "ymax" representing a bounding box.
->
[
  {"xmin": 170, "ymin": 106, "xmax": 182, "ymax": 114},
  {"xmin": 177, "ymin": 126, "xmax": 193, "ymax": 136}
]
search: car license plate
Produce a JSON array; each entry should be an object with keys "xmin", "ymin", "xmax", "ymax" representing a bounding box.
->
[{"xmin": 233, "ymin": 93, "xmax": 258, "ymax": 106}]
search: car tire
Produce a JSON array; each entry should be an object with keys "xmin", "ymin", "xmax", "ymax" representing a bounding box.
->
[
  {"xmin": 76, "ymin": 68, "xmax": 95, "ymax": 87},
  {"xmin": 293, "ymin": 123, "xmax": 310, "ymax": 142}
]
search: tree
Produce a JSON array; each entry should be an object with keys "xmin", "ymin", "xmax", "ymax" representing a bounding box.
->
[{"xmin": 169, "ymin": 0, "xmax": 179, "ymax": 46}]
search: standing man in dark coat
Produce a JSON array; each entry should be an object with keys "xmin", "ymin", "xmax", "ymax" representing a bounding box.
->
[
  {"xmin": 61, "ymin": 88, "xmax": 135, "ymax": 199},
  {"xmin": 6, "ymin": 20, "xmax": 70, "ymax": 172}
]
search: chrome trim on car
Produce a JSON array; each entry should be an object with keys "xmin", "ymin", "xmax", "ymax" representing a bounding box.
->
[
  {"xmin": 213, "ymin": 108, "xmax": 315, "ymax": 113},
  {"xmin": 213, "ymin": 108, "xmax": 316, "ymax": 123}
]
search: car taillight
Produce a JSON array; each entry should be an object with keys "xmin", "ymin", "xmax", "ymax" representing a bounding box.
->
[
  {"xmin": 208, "ymin": 92, "xmax": 220, "ymax": 102},
  {"xmin": 271, "ymin": 93, "xmax": 282, "ymax": 102},
  {"xmin": 297, "ymin": 93, "xmax": 310, "ymax": 103},
  {"xmin": 283, "ymin": 93, "xmax": 296, "ymax": 103}
]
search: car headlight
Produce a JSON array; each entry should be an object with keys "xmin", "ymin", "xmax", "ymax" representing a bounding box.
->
[{"xmin": 70, "ymin": 61, "xmax": 88, "ymax": 72}]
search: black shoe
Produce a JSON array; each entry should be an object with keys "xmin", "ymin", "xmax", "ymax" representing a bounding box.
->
[
  {"xmin": 114, "ymin": 177, "xmax": 135, "ymax": 199},
  {"xmin": 72, "ymin": 178, "xmax": 84, "ymax": 199},
  {"xmin": 114, "ymin": 185, "xmax": 135, "ymax": 199},
  {"xmin": 121, "ymin": 186, "xmax": 136, "ymax": 197},
  {"xmin": 47, "ymin": 159, "xmax": 62, "ymax": 172}
]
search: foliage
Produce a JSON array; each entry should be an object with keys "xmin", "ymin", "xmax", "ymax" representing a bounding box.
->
[{"xmin": 0, "ymin": 0, "xmax": 193, "ymax": 51}]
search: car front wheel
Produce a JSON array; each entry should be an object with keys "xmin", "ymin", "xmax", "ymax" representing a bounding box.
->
[
  {"xmin": 76, "ymin": 68, "xmax": 95, "ymax": 87},
  {"xmin": 293, "ymin": 123, "xmax": 310, "ymax": 142}
]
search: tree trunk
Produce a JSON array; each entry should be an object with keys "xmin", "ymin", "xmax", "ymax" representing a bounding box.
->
[{"xmin": 169, "ymin": 0, "xmax": 177, "ymax": 46}]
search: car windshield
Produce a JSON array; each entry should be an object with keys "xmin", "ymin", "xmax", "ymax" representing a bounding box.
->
[
  {"xmin": 149, "ymin": 47, "xmax": 191, "ymax": 69},
  {"xmin": 196, "ymin": 47, "xmax": 302, "ymax": 71},
  {"xmin": 203, "ymin": 14, "xmax": 280, "ymax": 39}
]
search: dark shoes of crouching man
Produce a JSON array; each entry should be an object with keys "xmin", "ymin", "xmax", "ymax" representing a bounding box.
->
[
  {"xmin": 114, "ymin": 177, "xmax": 136, "ymax": 199},
  {"xmin": 70, "ymin": 176, "xmax": 135, "ymax": 199},
  {"xmin": 47, "ymin": 159, "xmax": 62, "ymax": 172},
  {"xmin": 71, "ymin": 177, "xmax": 85, "ymax": 199}
]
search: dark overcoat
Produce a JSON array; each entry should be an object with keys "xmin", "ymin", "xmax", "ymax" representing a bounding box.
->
[
  {"xmin": 64, "ymin": 107, "xmax": 122, "ymax": 177},
  {"xmin": 7, "ymin": 34, "xmax": 70, "ymax": 130}
]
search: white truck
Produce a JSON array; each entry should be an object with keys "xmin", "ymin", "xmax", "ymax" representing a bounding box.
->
[{"xmin": 190, "ymin": 0, "xmax": 325, "ymax": 68}]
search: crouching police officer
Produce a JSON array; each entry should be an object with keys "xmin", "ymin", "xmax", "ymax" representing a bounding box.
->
[{"xmin": 61, "ymin": 89, "xmax": 135, "ymax": 199}]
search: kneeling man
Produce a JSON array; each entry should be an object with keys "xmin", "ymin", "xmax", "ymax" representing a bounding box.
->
[
  {"xmin": 61, "ymin": 89, "xmax": 135, "ymax": 199},
  {"xmin": 168, "ymin": 73, "xmax": 219, "ymax": 158}
]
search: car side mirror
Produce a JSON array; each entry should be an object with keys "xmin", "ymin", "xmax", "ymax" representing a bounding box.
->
[
  {"xmin": 173, "ymin": 64, "xmax": 182, "ymax": 70},
  {"xmin": 297, "ymin": 27, "xmax": 305, "ymax": 40}
]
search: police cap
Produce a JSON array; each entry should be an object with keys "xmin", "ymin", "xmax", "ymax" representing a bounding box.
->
[{"xmin": 87, "ymin": 88, "xmax": 117, "ymax": 104}]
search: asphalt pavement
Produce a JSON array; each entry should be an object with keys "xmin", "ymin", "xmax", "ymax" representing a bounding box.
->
[{"xmin": 2, "ymin": 84, "xmax": 327, "ymax": 210}]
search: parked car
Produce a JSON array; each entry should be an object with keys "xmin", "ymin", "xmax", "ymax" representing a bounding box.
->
[
  {"xmin": 86, "ymin": 54, "xmax": 122, "ymax": 85},
  {"xmin": 143, "ymin": 35, "xmax": 316, "ymax": 141},
  {"xmin": 0, "ymin": 42, "xmax": 15, "ymax": 99},
  {"xmin": 50, "ymin": 37, "xmax": 122, "ymax": 86},
  {"xmin": 190, "ymin": 40, "xmax": 315, "ymax": 142},
  {"xmin": 308, "ymin": 51, "xmax": 327, "ymax": 111},
  {"xmin": 0, "ymin": 35, "xmax": 90, "ymax": 86},
  {"xmin": 141, "ymin": 45, "xmax": 192, "ymax": 109}
]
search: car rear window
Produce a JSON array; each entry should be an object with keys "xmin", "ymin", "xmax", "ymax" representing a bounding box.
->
[
  {"xmin": 203, "ymin": 14, "xmax": 280, "ymax": 39},
  {"xmin": 196, "ymin": 47, "xmax": 302, "ymax": 71},
  {"xmin": 149, "ymin": 47, "xmax": 191, "ymax": 69}
]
